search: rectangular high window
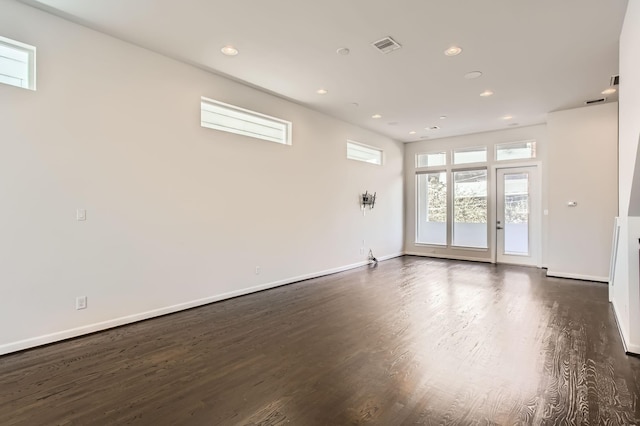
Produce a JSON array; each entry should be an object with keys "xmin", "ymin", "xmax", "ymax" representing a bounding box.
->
[
  {"xmin": 0, "ymin": 35, "xmax": 36, "ymax": 90},
  {"xmin": 453, "ymin": 169, "xmax": 488, "ymax": 248},
  {"xmin": 416, "ymin": 151, "xmax": 446, "ymax": 167},
  {"xmin": 496, "ymin": 140, "xmax": 536, "ymax": 161},
  {"xmin": 416, "ymin": 172, "xmax": 447, "ymax": 245},
  {"xmin": 453, "ymin": 147, "xmax": 487, "ymax": 165},
  {"xmin": 347, "ymin": 140, "xmax": 383, "ymax": 165},
  {"xmin": 201, "ymin": 97, "xmax": 291, "ymax": 145}
]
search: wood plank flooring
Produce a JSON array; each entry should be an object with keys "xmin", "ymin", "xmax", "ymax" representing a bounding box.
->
[{"xmin": 1, "ymin": 256, "xmax": 639, "ymax": 425}]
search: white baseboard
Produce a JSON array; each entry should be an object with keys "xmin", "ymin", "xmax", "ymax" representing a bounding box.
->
[
  {"xmin": 404, "ymin": 251, "xmax": 491, "ymax": 263},
  {"xmin": 0, "ymin": 253, "xmax": 405, "ymax": 356},
  {"xmin": 626, "ymin": 343, "xmax": 640, "ymax": 354},
  {"xmin": 545, "ymin": 270, "xmax": 609, "ymax": 283},
  {"xmin": 376, "ymin": 252, "xmax": 404, "ymax": 261},
  {"xmin": 610, "ymin": 299, "xmax": 640, "ymax": 355}
]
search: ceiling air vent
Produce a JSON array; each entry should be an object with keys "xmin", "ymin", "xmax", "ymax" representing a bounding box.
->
[
  {"xmin": 585, "ymin": 97, "xmax": 607, "ymax": 105},
  {"xmin": 371, "ymin": 36, "xmax": 402, "ymax": 54},
  {"xmin": 610, "ymin": 74, "xmax": 619, "ymax": 86}
]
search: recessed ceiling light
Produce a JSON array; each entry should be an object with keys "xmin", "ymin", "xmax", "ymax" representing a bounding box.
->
[
  {"xmin": 425, "ymin": 126, "xmax": 440, "ymax": 130},
  {"xmin": 221, "ymin": 45, "xmax": 239, "ymax": 56},
  {"xmin": 372, "ymin": 114, "xmax": 382, "ymax": 119},
  {"xmin": 444, "ymin": 46, "xmax": 462, "ymax": 56},
  {"xmin": 602, "ymin": 87, "xmax": 617, "ymax": 95},
  {"xmin": 336, "ymin": 47, "xmax": 350, "ymax": 56},
  {"xmin": 480, "ymin": 90, "xmax": 494, "ymax": 97},
  {"xmin": 409, "ymin": 131, "xmax": 417, "ymax": 135},
  {"xmin": 502, "ymin": 115, "xmax": 513, "ymax": 120},
  {"xmin": 316, "ymin": 88, "xmax": 328, "ymax": 95},
  {"xmin": 464, "ymin": 71, "xmax": 483, "ymax": 79},
  {"xmin": 439, "ymin": 115, "xmax": 447, "ymax": 120}
]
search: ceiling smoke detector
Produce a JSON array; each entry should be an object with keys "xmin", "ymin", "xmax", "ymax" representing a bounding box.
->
[{"xmin": 371, "ymin": 36, "xmax": 402, "ymax": 54}]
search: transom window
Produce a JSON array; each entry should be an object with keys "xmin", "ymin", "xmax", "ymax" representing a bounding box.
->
[
  {"xmin": 347, "ymin": 140, "xmax": 383, "ymax": 165},
  {"xmin": 0, "ymin": 35, "xmax": 36, "ymax": 91},
  {"xmin": 201, "ymin": 97, "xmax": 291, "ymax": 145},
  {"xmin": 453, "ymin": 147, "xmax": 487, "ymax": 165},
  {"xmin": 417, "ymin": 151, "xmax": 446, "ymax": 167},
  {"xmin": 496, "ymin": 140, "xmax": 536, "ymax": 161}
]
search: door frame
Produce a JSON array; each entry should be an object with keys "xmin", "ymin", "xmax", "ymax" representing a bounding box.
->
[{"xmin": 490, "ymin": 161, "xmax": 542, "ymax": 267}]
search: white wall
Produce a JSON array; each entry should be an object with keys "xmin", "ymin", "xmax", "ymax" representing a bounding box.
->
[
  {"xmin": 404, "ymin": 124, "xmax": 549, "ymax": 263},
  {"xmin": 612, "ymin": 1, "xmax": 640, "ymax": 354},
  {"xmin": 546, "ymin": 103, "xmax": 618, "ymax": 281},
  {"xmin": 0, "ymin": 1, "xmax": 404, "ymax": 354},
  {"xmin": 620, "ymin": 2, "xmax": 640, "ymax": 217}
]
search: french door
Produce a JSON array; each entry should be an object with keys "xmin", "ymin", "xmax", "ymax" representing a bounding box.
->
[{"xmin": 496, "ymin": 166, "xmax": 540, "ymax": 266}]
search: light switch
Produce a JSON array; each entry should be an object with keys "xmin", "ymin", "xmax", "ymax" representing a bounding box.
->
[
  {"xmin": 76, "ymin": 209, "xmax": 86, "ymax": 221},
  {"xmin": 567, "ymin": 201, "xmax": 578, "ymax": 207}
]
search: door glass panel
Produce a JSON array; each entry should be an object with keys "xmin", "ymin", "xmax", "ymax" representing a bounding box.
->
[
  {"xmin": 504, "ymin": 173, "xmax": 529, "ymax": 254},
  {"xmin": 416, "ymin": 172, "xmax": 447, "ymax": 245},
  {"xmin": 453, "ymin": 169, "xmax": 487, "ymax": 248}
]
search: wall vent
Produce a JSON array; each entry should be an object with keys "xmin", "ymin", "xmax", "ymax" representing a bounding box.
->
[
  {"xmin": 585, "ymin": 97, "xmax": 607, "ymax": 105},
  {"xmin": 610, "ymin": 74, "xmax": 619, "ymax": 86},
  {"xmin": 371, "ymin": 36, "xmax": 402, "ymax": 54}
]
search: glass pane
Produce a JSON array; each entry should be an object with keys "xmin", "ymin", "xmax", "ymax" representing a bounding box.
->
[
  {"xmin": 496, "ymin": 141, "xmax": 536, "ymax": 161},
  {"xmin": 504, "ymin": 173, "xmax": 529, "ymax": 254},
  {"xmin": 347, "ymin": 141, "xmax": 382, "ymax": 165},
  {"xmin": 454, "ymin": 147, "xmax": 487, "ymax": 164},
  {"xmin": 416, "ymin": 172, "xmax": 447, "ymax": 245},
  {"xmin": 200, "ymin": 97, "xmax": 291, "ymax": 145},
  {"xmin": 0, "ymin": 41, "xmax": 31, "ymax": 89},
  {"xmin": 417, "ymin": 152, "xmax": 446, "ymax": 167},
  {"xmin": 453, "ymin": 170, "xmax": 487, "ymax": 248}
]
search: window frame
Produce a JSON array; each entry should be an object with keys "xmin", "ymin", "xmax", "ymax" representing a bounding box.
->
[
  {"xmin": 495, "ymin": 140, "xmax": 537, "ymax": 161},
  {"xmin": 416, "ymin": 151, "xmax": 447, "ymax": 168},
  {"xmin": 200, "ymin": 96, "xmax": 292, "ymax": 145},
  {"xmin": 346, "ymin": 140, "xmax": 383, "ymax": 165},
  {"xmin": 415, "ymin": 170, "xmax": 448, "ymax": 246},
  {"xmin": 453, "ymin": 146, "xmax": 488, "ymax": 165},
  {"xmin": 451, "ymin": 167, "xmax": 489, "ymax": 249},
  {"xmin": 0, "ymin": 35, "xmax": 36, "ymax": 91}
]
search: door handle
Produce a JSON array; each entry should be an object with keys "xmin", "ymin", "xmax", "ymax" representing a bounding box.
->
[{"xmin": 497, "ymin": 221, "xmax": 503, "ymax": 230}]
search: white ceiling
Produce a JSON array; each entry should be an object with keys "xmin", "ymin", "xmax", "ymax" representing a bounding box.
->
[{"xmin": 22, "ymin": 0, "xmax": 628, "ymax": 142}]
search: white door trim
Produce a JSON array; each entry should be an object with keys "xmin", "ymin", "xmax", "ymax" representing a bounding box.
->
[{"xmin": 491, "ymin": 161, "xmax": 542, "ymax": 267}]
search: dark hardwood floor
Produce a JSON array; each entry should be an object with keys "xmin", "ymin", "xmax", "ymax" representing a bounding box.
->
[{"xmin": 1, "ymin": 256, "xmax": 639, "ymax": 425}]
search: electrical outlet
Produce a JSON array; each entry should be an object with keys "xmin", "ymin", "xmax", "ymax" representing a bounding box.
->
[
  {"xmin": 76, "ymin": 296, "xmax": 87, "ymax": 310},
  {"xmin": 255, "ymin": 266, "xmax": 260, "ymax": 275}
]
